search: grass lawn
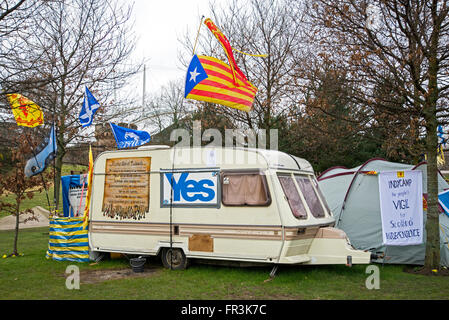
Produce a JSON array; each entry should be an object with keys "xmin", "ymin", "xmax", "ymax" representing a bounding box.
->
[{"xmin": 1, "ymin": 227, "xmax": 449, "ymax": 300}]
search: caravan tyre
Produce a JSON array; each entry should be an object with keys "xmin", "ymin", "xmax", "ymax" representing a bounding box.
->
[{"xmin": 161, "ymin": 248, "xmax": 188, "ymax": 270}]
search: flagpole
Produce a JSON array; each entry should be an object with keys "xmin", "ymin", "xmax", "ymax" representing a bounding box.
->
[
  {"xmin": 169, "ymin": 137, "xmax": 178, "ymax": 270},
  {"xmin": 142, "ymin": 64, "xmax": 146, "ymax": 109},
  {"xmin": 192, "ymin": 15, "xmax": 205, "ymax": 55}
]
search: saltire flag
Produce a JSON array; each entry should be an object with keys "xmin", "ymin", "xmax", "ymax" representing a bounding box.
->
[
  {"xmin": 204, "ymin": 18, "xmax": 248, "ymax": 86},
  {"xmin": 439, "ymin": 190, "xmax": 449, "ymax": 218},
  {"xmin": 109, "ymin": 123, "xmax": 151, "ymax": 149},
  {"xmin": 82, "ymin": 145, "xmax": 93, "ymax": 230},
  {"xmin": 437, "ymin": 125, "xmax": 447, "ymax": 145},
  {"xmin": 438, "ymin": 125, "xmax": 447, "ymax": 146},
  {"xmin": 6, "ymin": 93, "xmax": 44, "ymax": 127},
  {"xmin": 24, "ymin": 125, "xmax": 57, "ymax": 177},
  {"xmin": 184, "ymin": 54, "xmax": 257, "ymax": 112},
  {"xmin": 79, "ymin": 86, "xmax": 100, "ymax": 127}
]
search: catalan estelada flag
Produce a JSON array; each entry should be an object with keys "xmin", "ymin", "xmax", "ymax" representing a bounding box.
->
[
  {"xmin": 204, "ymin": 18, "xmax": 247, "ymax": 86},
  {"xmin": 184, "ymin": 54, "xmax": 257, "ymax": 112},
  {"xmin": 6, "ymin": 93, "xmax": 44, "ymax": 127}
]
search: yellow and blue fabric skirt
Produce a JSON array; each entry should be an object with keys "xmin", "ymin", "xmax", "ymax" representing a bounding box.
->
[{"xmin": 46, "ymin": 217, "xmax": 89, "ymax": 262}]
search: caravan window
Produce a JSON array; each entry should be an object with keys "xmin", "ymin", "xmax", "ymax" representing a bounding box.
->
[
  {"xmin": 312, "ymin": 177, "xmax": 331, "ymax": 214},
  {"xmin": 278, "ymin": 174, "xmax": 307, "ymax": 219},
  {"xmin": 294, "ymin": 175, "xmax": 326, "ymax": 218},
  {"xmin": 221, "ymin": 171, "xmax": 271, "ymax": 206}
]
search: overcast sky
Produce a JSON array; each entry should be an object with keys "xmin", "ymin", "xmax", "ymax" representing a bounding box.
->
[{"xmin": 130, "ymin": 0, "xmax": 215, "ymax": 96}]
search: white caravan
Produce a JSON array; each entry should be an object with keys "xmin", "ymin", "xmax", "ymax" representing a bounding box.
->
[{"xmin": 88, "ymin": 146, "xmax": 376, "ymax": 269}]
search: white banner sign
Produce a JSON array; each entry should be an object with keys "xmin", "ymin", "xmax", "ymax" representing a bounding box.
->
[
  {"xmin": 378, "ymin": 170, "xmax": 423, "ymax": 246},
  {"xmin": 68, "ymin": 175, "xmax": 87, "ymax": 217},
  {"xmin": 161, "ymin": 170, "xmax": 219, "ymax": 207},
  {"xmin": 69, "ymin": 186, "xmax": 87, "ymax": 217}
]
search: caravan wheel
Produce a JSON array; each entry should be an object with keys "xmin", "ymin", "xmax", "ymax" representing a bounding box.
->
[{"xmin": 161, "ymin": 248, "xmax": 188, "ymax": 270}]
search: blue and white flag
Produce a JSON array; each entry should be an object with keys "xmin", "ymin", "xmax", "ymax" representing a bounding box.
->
[
  {"xmin": 438, "ymin": 125, "xmax": 447, "ymax": 146},
  {"xmin": 79, "ymin": 86, "xmax": 100, "ymax": 127},
  {"xmin": 109, "ymin": 123, "xmax": 151, "ymax": 149},
  {"xmin": 439, "ymin": 190, "xmax": 449, "ymax": 218},
  {"xmin": 24, "ymin": 125, "xmax": 57, "ymax": 177}
]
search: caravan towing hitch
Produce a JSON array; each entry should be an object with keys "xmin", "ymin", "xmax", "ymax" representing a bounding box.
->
[
  {"xmin": 369, "ymin": 252, "xmax": 385, "ymax": 261},
  {"xmin": 364, "ymin": 248, "xmax": 385, "ymax": 261}
]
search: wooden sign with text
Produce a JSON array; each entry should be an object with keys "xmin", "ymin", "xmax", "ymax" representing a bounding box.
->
[{"xmin": 102, "ymin": 157, "xmax": 151, "ymax": 220}]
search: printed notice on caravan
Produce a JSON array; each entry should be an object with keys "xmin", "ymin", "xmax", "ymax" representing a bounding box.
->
[
  {"xmin": 161, "ymin": 170, "xmax": 219, "ymax": 208},
  {"xmin": 378, "ymin": 170, "xmax": 423, "ymax": 246},
  {"xmin": 102, "ymin": 157, "xmax": 151, "ymax": 220}
]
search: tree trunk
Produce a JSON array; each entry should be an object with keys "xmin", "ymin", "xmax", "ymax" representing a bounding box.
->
[
  {"xmin": 424, "ymin": 25, "xmax": 441, "ymax": 269},
  {"xmin": 424, "ymin": 116, "xmax": 441, "ymax": 268},
  {"xmin": 13, "ymin": 204, "xmax": 19, "ymax": 256},
  {"xmin": 425, "ymin": 128, "xmax": 440, "ymax": 269}
]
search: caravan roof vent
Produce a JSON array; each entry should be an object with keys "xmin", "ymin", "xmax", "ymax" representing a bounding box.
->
[{"xmin": 137, "ymin": 145, "xmax": 170, "ymax": 150}]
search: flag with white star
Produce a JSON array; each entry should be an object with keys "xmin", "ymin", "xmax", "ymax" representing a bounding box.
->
[{"xmin": 184, "ymin": 54, "xmax": 257, "ymax": 112}]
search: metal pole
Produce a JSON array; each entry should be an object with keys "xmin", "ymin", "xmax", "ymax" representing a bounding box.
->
[
  {"xmin": 192, "ymin": 16, "xmax": 205, "ymax": 55},
  {"xmin": 142, "ymin": 64, "xmax": 146, "ymax": 108},
  {"xmin": 169, "ymin": 144, "xmax": 175, "ymax": 270}
]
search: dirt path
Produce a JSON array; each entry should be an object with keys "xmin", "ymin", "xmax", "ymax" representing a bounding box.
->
[{"xmin": 0, "ymin": 206, "xmax": 50, "ymax": 230}]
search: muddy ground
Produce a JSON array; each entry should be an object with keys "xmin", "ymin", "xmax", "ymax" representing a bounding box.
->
[{"xmin": 77, "ymin": 266, "xmax": 161, "ymax": 284}]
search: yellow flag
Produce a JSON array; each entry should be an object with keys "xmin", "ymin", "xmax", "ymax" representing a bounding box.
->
[
  {"xmin": 438, "ymin": 145, "xmax": 445, "ymax": 166},
  {"xmin": 6, "ymin": 93, "xmax": 44, "ymax": 127},
  {"xmin": 82, "ymin": 145, "xmax": 94, "ymax": 230}
]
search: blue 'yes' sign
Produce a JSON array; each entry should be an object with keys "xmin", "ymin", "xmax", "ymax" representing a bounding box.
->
[{"xmin": 161, "ymin": 170, "xmax": 219, "ymax": 207}]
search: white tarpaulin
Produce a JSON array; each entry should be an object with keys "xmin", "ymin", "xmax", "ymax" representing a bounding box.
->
[{"xmin": 378, "ymin": 170, "xmax": 423, "ymax": 246}]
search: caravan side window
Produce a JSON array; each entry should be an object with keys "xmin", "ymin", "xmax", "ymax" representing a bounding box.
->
[
  {"xmin": 312, "ymin": 177, "xmax": 331, "ymax": 214},
  {"xmin": 294, "ymin": 175, "xmax": 325, "ymax": 218},
  {"xmin": 221, "ymin": 171, "xmax": 271, "ymax": 206},
  {"xmin": 278, "ymin": 174, "xmax": 307, "ymax": 219}
]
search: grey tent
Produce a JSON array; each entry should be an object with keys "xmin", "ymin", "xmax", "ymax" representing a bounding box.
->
[{"xmin": 317, "ymin": 158, "xmax": 449, "ymax": 266}]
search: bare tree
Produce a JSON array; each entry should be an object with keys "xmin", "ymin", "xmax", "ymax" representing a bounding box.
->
[
  {"xmin": 178, "ymin": 0, "xmax": 308, "ymax": 137},
  {"xmin": 139, "ymin": 79, "xmax": 192, "ymax": 134},
  {"xmin": 0, "ymin": 1, "xmax": 47, "ymax": 99},
  {"xmin": 0, "ymin": 0, "xmax": 25, "ymax": 21},
  {"xmin": 0, "ymin": 131, "xmax": 52, "ymax": 257},
  {"xmin": 307, "ymin": 0, "xmax": 449, "ymax": 270},
  {"xmin": 0, "ymin": 0, "xmax": 141, "ymax": 210}
]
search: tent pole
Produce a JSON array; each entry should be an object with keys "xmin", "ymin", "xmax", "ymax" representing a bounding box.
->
[{"xmin": 337, "ymin": 158, "xmax": 385, "ymax": 227}]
